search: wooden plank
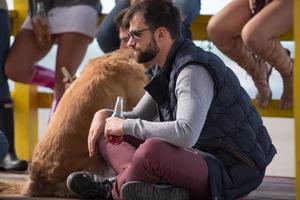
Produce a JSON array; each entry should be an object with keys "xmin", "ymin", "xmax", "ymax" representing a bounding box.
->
[
  {"xmin": 0, "ymin": 196, "xmax": 78, "ymax": 200},
  {"xmin": 0, "ymin": 173, "xmax": 295, "ymax": 199},
  {"xmin": 248, "ymin": 176, "xmax": 295, "ymax": 200}
]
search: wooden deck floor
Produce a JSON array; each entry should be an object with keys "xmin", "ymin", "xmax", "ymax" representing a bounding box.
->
[{"xmin": 0, "ymin": 172, "xmax": 295, "ymax": 199}]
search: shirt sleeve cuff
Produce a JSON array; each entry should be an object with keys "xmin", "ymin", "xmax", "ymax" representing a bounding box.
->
[{"xmin": 122, "ymin": 119, "xmax": 136, "ymax": 136}]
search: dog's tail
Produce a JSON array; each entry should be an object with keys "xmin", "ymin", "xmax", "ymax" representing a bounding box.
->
[{"xmin": 0, "ymin": 180, "xmax": 25, "ymax": 194}]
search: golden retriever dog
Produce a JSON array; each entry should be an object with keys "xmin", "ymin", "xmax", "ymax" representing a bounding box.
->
[{"xmin": 0, "ymin": 49, "xmax": 148, "ymax": 197}]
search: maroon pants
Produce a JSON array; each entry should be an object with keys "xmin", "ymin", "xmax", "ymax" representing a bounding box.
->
[{"xmin": 99, "ymin": 135, "xmax": 210, "ymax": 200}]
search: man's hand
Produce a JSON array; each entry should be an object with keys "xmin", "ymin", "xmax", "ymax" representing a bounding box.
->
[
  {"xmin": 104, "ymin": 117, "xmax": 125, "ymax": 144},
  {"xmin": 88, "ymin": 110, "xmax": 109, "ymax": 157}
]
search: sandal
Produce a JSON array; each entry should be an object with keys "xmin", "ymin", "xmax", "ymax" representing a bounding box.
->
[
  {"xmin": 251, "ymin": 61, "xmax": 273, "ymax": 107},
  {"xmin": 278, "ymin": 59, "xmax": 293, "ymax": 109}
]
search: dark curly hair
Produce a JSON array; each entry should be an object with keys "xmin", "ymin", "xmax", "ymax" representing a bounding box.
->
[{"xmin": 125, "ymin": 0, "xmax": 181, "ymax": 40}]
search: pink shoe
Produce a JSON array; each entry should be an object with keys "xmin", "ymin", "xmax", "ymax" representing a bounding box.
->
[{"xmin": 29, "ymin": 64, "xmax": 55, "ymax": 89}]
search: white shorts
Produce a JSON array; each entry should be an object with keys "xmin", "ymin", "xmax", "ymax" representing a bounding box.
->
[{"xmin": 22, "ymin": 5, "xmax": 98, "ymax": 38}]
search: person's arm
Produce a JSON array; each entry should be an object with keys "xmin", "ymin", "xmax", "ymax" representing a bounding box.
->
[
  {"xmin": 103, "ymin": 92, "xmax": 158, "ymax": 120},
  {"xmin": 123, "ymin": 65, "xmax": 214, "ymax": 148},
  {"xmin": 122, "ymin": 92, "xmax": 158, "ymax": 120},
  {"xmin": 28, "ymin": 0, "xmax": 50, "ymax": 18}
]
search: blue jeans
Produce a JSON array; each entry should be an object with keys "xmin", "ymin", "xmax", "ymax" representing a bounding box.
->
[
  {"xmin": 173, "ymin": 0, "xmax": 201, "ymax": 40},
  {"xmin": 96, "ymin": 0, "xmax": 130, "ymax": 53},
  {"xmin": 0, "ymin": 131, "xmax": 8, "ymax": 162},
  {"xmin": 96, "ymin": 0, "xmax": 201, "ymax": 53},
  {"xmin": 0, "ymin": 8, "xmax": 11, "ymax": 102}
]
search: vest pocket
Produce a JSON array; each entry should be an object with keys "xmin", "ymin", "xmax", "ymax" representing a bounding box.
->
[{"xmin": 221, "ymin": 139, "xmax": 256, "ymax": 168}]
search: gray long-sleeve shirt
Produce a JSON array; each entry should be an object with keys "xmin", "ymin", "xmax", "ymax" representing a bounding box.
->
[{"xmin": 122, "ymin": 65, "xmax": 214, "ymax": 149}]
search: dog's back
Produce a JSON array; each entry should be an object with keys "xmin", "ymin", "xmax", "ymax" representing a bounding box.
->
[{"xmin": 21, "ymin": 49, "xmax": 148, "ymax": 197}]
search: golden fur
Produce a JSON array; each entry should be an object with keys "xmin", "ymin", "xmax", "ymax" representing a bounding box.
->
[{"xmin": 0, "ymin": 49, "xmax": 148, "ymax": 197}]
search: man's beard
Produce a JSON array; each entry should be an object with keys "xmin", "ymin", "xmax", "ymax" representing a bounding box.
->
[{"xmin": 135, "ymin": 38, "xmax": 159, "ymax": 63}]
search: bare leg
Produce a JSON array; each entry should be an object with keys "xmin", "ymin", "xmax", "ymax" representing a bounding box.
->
[
  {"xmin": 207, "ymin": 0, "xmax": 272, "ymax": 107},
  {"xmin": 4, "ymin": 29, "xmax": 54, "ymax": 82},
  {"xmin": 54, "ymin": 32, "xmax": 92, "ymax": 99},
  {"xmin": 241, "ymin": 0, "xmax": 294, "ymax": 108}
]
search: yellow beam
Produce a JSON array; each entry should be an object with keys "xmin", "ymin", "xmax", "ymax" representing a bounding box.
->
[
  {"xmin": 190, "ymin": 15, "xmax": 293, "ymax": 41},
  {"xmin": 252, "ymin": 100, "xmax": 293, "ymax": 118},
  {"xmin": 11, "ymin": 0, "xmax": 36, "ymax": 160},
  {"xmin": 18, "ymin": 92, "xmax": 293, "ymax": 118},
  {"xmin": 294, "ymin": 0, "xmax": 300, "ymax": 198},
  {"xmin": 12, "ymin": 84, "xmax": 38, "ymax": 160},
  {"xmin": 9, "ymin": 12, "xmax": 294, "ymax": 41},
  {"xmin": 8, "ymin": 10, "xmax": 17, "ymax": 35},
  {"xmin": 12, "ymin": 0, "xmax": 28, "ymax": 35},
  {"xmin": 191, "ymin": 15, "xmax": 212, "ymax": 40},
  {"xmin": 37, "ymin": 92, "xmax": 53, "ymax": 108}
]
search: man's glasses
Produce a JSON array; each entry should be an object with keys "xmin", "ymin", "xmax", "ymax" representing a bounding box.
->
[{"xmin": 128, "ymin": 28, "xmax": 151, "ymax": 41}]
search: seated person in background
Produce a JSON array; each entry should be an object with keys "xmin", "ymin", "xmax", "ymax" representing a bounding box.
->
[
  {"xmin": 207, "ymin": 0, "xmax": 294, "ymax": 109},
  {"xmin": 0, "ymin": 0, "xmax": 28, "ymax": 171},
  {"xmin": 96, "ymin": 0, "xmax": 201, "ymax": 53},
  {"xmin": 4, "ymin": 0, "xmax": 101, "ymax": 117},
  {"xmin": 115, "ymin": 8, "xmax": 131, "ymax": 49},
  {"xmin": 66, "ymin": 1, "xmax": 276, "ymax": 200}
]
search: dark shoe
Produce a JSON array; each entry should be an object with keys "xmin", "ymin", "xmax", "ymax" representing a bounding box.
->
[
  {"xmin": 0, "ymin": 153, "xmax": 28, "ymax": 171},
  {"xmin": 121, "ymin": 181, "xmax": 190, "ymax": 200},
  {"xmin": 0, "ymin": 131, "xmax": 8, "ymax": 163},
  {"xmin": 0, "ymin": 101, "xmax": 28, "ymax": 171},
  {"xmin": 66, "ymin": 171, "xmax": 113, "ymax": 199}
]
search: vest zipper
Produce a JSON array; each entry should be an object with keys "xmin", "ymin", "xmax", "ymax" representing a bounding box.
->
[{"xmin": 222, "ymin": 140, "xmax": 256, "ymax": 168}]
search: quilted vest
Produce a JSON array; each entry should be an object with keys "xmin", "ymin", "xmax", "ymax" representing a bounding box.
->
[{"xmin": 144, "ymin": 38, "xmax": 277, "ymax": 199}]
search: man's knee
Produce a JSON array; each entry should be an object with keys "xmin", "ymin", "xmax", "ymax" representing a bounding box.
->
[{"xmin": 133, "ymin": 139, "xmax": 166, "ymax": 163}]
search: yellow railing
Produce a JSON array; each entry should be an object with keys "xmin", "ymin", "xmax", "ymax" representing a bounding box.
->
[
  {"xmin": 294, "ymin": 0, "xmax": 300, "ymax": 198},
  {"xmin": 9, "ymin": 0, "xmax": 296, "ymax": 156},
  {"xmin": 9, "ymin": 4, "xmax": 298, "ymax": 195}
]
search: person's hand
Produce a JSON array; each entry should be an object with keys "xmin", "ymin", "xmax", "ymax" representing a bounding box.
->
[
  {"xmin": 249, "ymin": 0, "xmax": 257, "ymax": 15},
  {"xmin": 104, "ymin": 117, "xmax": 125, "ymax": 144},
  {"xmin": 130, "ymin": 0, "xmax": 140, "ymax": 5},
  {"xmin": 62, "ymin": 76, "xmax": 76, "ymax": 90},
  {"xmin": 249, "ymin": 0, "xmax": 271, "ymax": 15},
  {"xmin": 31, "ymin": 15, "xmax": 51, "ymax": 46},
  {"xmin": 88, "ymin": 110, "xmax": 109, "ymax": 157}
]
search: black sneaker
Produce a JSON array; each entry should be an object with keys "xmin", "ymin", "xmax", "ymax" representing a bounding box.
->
[
  {"xmin": 66, "ymin": 171, "xmax": 113, "ymax": 199},
  {"xmin": 121, "ymin": 181, "xmax": 190, "ymax": 200}
]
